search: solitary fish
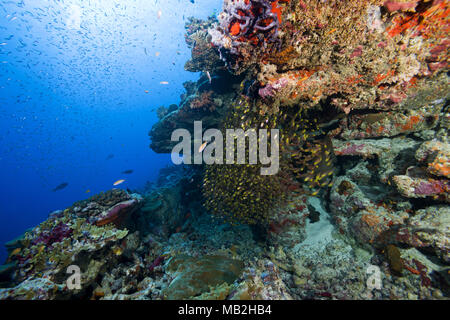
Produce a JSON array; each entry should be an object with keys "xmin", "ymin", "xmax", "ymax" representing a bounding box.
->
[
  {"xmin": 160, "ymin": 81, "xmax": 169, "ymax": 85},
  {"xmin": 113, "ymin": 179, "xmax": 125, "ymax": 186},
  {"xmin": 10, "ymin": 248, "xmax": 21, "ymax": 256},
  {"xmin": 52, "ymin": 182, "xmax": 68, "ymax": 192},
  {"xmin": 121, "ymin": 169, "xmax": 134, "ymax": 174}
]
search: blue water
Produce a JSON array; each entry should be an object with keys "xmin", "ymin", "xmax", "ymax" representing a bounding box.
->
[{"xmin": 0, "ymin": 0, "xmax": 222, "ymax": 263}]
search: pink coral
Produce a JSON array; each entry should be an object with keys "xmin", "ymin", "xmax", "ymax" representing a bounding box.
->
[
  {"xmin": 335, "ymin": 143, "xmax": 365, "ymax": 156},
  {"xmin": 384, "ymin": 1, "xmax": 419, "ymax": 12},
  {"xmin": 189, "ymin": 91, "xmax": 216, "ymax": 110},
  {"xmin": 414, "ymin": 180, "xmax": 444, "ymax": 196},
  {"xmin": 95, "ymin": 199, "xmax": 138, "ymax": 227},
  {"xmin": 258, "ymin": 77, "xmax": 289, "ymax": 99}
]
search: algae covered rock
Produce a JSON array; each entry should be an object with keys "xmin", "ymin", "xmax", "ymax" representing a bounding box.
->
[
  {"xmin": 0, "ymin": 278, "xmax": 65, "ymax": 300},
  {"xmin": 138, "ymin": 187, "xmax": 184, "ymax": 237},
  {"xmin": 163, "ymin": 254, "xmax": 244, "ymax": 299},
  {"xmin": 393, "ymin": 175, "xmax": 449, "ymax": 202},
  {"xmin": 404, "ymin": 206, "xmax": 450, "ymax": 264},
  {"xmin": 415, "ymin": 139, "xmax": 450, "ymax": 178}
]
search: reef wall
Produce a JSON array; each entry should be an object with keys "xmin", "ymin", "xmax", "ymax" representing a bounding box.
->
[
  {"xmin": 147, "ymin": 0, "xmax": 450, "ymax": 299},
  {"xmin": 0, "ymin": 0, "xmax": 449, "ymax": 300}
]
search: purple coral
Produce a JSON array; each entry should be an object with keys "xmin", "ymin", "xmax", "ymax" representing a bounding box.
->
[
  {"xmin": 32, "ymin": 222, "xmax": 72, "ymax": 246},
  {"xmin": 336, "ymin": 143, "xmax": 365, "ymax": 156},
  {"xmin": 258, "ymin": 77, "xmax": 288, "ymax": 98},
  {"xmin": 259, "ymin": 85, "xmax": 275, "ymax": 98},
  {"xmin": 414, "ymin": 181, "xmax": 443, "ymax": 196}
]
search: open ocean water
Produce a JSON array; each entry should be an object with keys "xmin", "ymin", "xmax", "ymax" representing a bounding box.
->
[{"xmin": 0, "ymin": 0, "xmax": 222, "ymax": 263}]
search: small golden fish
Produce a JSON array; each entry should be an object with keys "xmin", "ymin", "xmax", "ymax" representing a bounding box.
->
[
  {"xmin": 85, "ymin": 189, "xmax": 91, "ymax": 193},
  {"xmin": 113, "ymin": 179, "xmax": 125, "ymax": 186},
  {"xmin": 326, "ymin": 28, "xmax": 337, "ymax": 35},
  {"xmin": 112, "ymin": 246, "xmax": 123, "ymax": 256},
  {"xmin": 10, "ymin": 248, "xmax": 21, "ymax": 256}
]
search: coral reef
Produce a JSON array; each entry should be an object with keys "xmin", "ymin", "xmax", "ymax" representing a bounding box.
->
[
  {"xmin": 144, "ymin": 0, "xmax": 449, "ymax": 300},
  {"xmin": 184, "ymin": 16, "xmax": 225, "ymax": 73},
  {"xmin": 0, "ymin": 190, "xmax": 142, "ymax": 299},
  {"xmin": 1, "ymin": 0, "xmax": 449, "ymax": 301},
  {"xmin": 205, "ymin": 0, "xmax": 450, "ymax": 116}
]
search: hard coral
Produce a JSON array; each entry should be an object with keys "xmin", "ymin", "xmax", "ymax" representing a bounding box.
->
[
  {"xmin": 2, "ymin": 189, "xmax": 133, "ymax": 290},
  {"xmin": 163, "ymin": 254, "xmax": 244, "ymax": 299}
]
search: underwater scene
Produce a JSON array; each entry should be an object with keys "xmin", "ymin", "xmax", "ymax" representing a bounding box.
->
[{"xmin": 0, "ymin": 0, "xmax": 449, "ymax": 302}]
